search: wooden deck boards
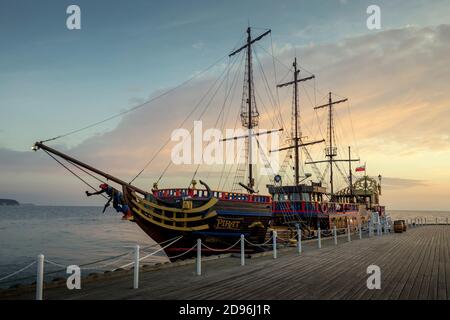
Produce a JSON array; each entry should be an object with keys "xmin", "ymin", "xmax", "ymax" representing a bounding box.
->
[{"xmin": 2, "ymin": 225, "xmax": 449, "ymax": 300}]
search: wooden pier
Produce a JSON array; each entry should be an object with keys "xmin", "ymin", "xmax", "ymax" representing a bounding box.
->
[{"xmin": 1, "ymin": 225, "xmax": 449, "ymax": 300}]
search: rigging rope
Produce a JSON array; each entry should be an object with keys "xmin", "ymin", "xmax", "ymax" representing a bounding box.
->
[
  {"xmin": 43, "ymin": 150, "xmax": 109, "ymax": 200},
  {"xmin": 190, "ymin": 52, "xmax": 244, "ymax": 185},
  {"xmin": 41, "ymin": 54, "xmax": 230, "ymax": 143},
  {"xmin": 135, "ymin": 52, "xmax": 241, "ymax": 185}
]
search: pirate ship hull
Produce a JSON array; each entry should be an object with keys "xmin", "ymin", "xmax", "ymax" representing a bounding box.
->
[{"xmin": 123, "ymin": 186, "xmax": 272, "ymax": 261}]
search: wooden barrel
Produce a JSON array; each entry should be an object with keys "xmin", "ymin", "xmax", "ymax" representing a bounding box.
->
[
  {"xmin": 400, "ymin": 220, "xmax": 407, "ymax": 231},
  {"xmin": 394, "ymin": 220, "xmax": 404, "ymax": 233}
]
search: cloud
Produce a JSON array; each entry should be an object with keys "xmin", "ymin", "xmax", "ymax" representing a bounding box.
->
[
  {"xmin": 381, "ymin": 177, "xmax": 428, "ymax": 190},
  {"xmin": 158, "ymin": 17, "xmax": 206, "ymax": 31},
  {"xmin": 192, "ymin": 41, "xmax": 205, "ymax": 50},
  {"xmin": 285, "ymin": 24, "xmax": 450, "ymax": 154}
]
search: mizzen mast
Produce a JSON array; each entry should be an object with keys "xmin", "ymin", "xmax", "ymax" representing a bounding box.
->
[{"xmin": 306, "ymin": 93, "xmax": 359, "ymax": 199}]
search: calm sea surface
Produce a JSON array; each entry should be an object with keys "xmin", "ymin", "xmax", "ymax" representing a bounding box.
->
[
  {"xmin": 0, "ymin": 206, "xmax": 166, "ymax": 288},
  {"xmin": 0, "ymin": 205, "xmax": 449, "ymax": 288}
]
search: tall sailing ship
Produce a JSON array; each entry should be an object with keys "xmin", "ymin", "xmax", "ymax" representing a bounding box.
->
[{"xmin": 33, "ymin": 27, "xmax": 386, "ymax": 260}]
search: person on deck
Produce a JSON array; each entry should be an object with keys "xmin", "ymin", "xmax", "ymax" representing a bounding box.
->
[{"xmin": 86, "ymin": 184, "xmax": 133, "ymax": 220}]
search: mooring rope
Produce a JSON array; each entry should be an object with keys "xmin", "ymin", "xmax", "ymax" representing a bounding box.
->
[
  {"xmin": 137, "ymin": 236, "xmax": 183, "ymax": 262},
  {"xmin": 82, "ymin": 254, "xmax": 134, "ymax": 271},
  {"xmin": 115, "ymin": 236, "xmax": 183, "ymax": 269}
]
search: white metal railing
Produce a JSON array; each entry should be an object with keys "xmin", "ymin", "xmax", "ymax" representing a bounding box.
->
[{"xmin": 1, "ymin": 216, "xmax": 444, "ymax": 299}]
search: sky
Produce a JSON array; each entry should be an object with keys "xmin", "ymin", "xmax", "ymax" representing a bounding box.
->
[{"xmin": 0, "ymin": 0, "xmax": 450, "ymax": 209}]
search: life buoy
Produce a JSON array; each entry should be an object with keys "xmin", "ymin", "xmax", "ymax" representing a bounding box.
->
[{"xmin": 321, "ymin": 203, "xmax": 328, "ymax": 213}]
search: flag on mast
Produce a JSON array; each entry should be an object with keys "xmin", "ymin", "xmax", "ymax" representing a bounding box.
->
[{"xmin": 355, "ymin": 163, "xmax": 366, "ymax": 172}]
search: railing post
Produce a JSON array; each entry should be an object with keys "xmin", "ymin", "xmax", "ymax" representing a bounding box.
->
[
  {"xmin": 447, "ymin": 217, "xmax": 449, "ymax": 225},
  {"xmin": 359, "ymin": 224, "xmax": 362, "ymax": 239},
  {"xmin": 318, "ymin": 228, "xmax": 322, "ymax": 249},
  {"xmin": 347, "ymin": 225, "xmax": 351, "ymax": 242},
  {"xmin": 296, "ymin": 225, "xmax": 302, "ymax": 254},
  {"xmin": 240, "ymin": 234, "xmax": 245, "ymax": 266},
  {"xmin": 196, "ymin": 239, "xmax": 202, "ymax": 276},
  {"xmin": 425, "ymin": 217, "xmax": 427, "ymax": 225},
  {"xmin": 273, "ymin": 231, "xmax": 277, "ymax": 259},
  {"xmin": 36, "ymin": 254, "xmax": 44, "ymax": 300},
  {"xmin": 133, "ymin": 244, "xmax": 140, "ymax": 289},
  {"xmin": 368, "ymin": 222, "xmax": 372, "ymax": 237},
  {"xmin": 436, "ymin": 217, "xmax": 438, "ymax": 225},
  {"xmin": 333, "ymin": 226, "xmax": 337, "ymax": 245}
]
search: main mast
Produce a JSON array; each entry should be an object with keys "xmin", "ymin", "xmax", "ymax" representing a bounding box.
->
[
  {"xmin": 275, "ymin": 58, "xmax": 318, "ymax": 185},
  {"xmin": 293, "ymin": 58, "xmax": 300, "ymax": 185},
  {"xmin": 246, "ymin": 27, "xmax": 255, "ymax": 190},
  {"xmin": 229, "ymin": 27, "xmax": 271, "ymax": 191}
]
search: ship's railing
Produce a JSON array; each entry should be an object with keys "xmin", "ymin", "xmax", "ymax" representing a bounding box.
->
[
  {"xmin": 272, "ymin": 201, "xmax": 359, "ymax": 214},
  {"xmin": 2, "ymin": 216, "xmax": 443, "ymax": 299},
  {"xmin": 153, "ymin": 188, "xmax": 271, "ymax": 204}
]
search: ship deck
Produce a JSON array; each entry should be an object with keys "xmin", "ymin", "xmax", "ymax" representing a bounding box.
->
[{"xmin": 2, "ymin": 225, "xmax": 449, "ymax": 300}]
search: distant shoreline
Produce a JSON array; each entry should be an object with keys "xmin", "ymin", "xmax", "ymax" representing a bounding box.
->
[{"xmin": 0, "ymin": 199, "xmax": 20, "ymax": 206}]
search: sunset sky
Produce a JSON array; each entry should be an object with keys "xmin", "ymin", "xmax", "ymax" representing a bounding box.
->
[{"xmin": 1, "ymin": 0, "xmax": 449, "ymax": 210}]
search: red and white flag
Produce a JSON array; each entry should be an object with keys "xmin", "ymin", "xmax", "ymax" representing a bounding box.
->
[{"xmin": 355, "ymin": 164, "xmax": 366, "ymax": 172}]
